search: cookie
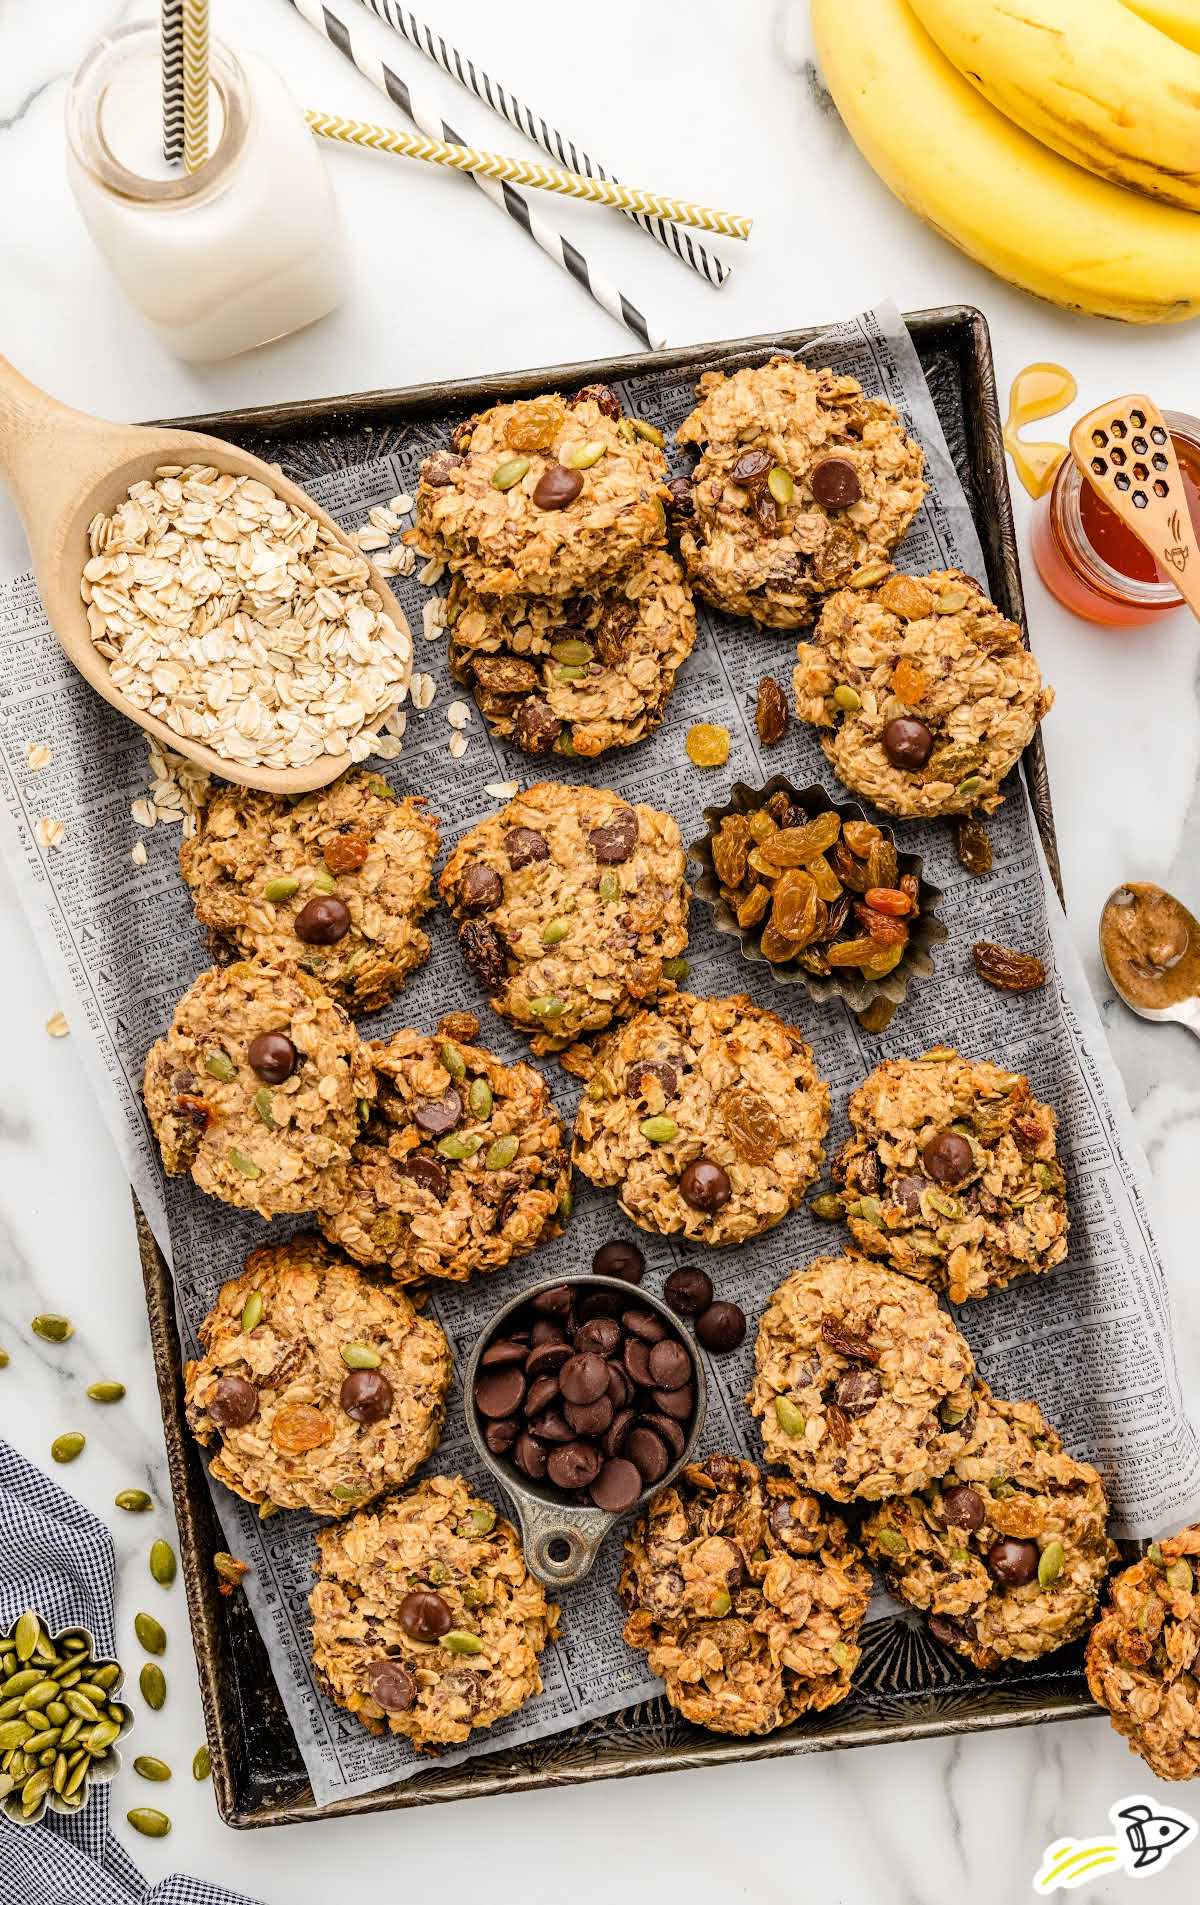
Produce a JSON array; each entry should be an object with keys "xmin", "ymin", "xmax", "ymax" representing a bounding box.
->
[
  {"xmin": 180, "ymin": 771, "xmax": 439, "ymax": 1016},
  {"xmin": 1086, "ymin": 1527, "xmax": 1200, "ymax": 1781},
  {"xmin": 674, "ymin": 357, "xmax": 926, "ymax": 629},
  {"xmin": 317, "ymin": 1012, "xmax": 570, "ymax": 1284},
  {"xmin": 793, "ymin": 569, "xmax": 1054, "ymax": 818},
  {"xmin": 404, "ymin": 388, "xmax": 669, "ymax": 599},
  {"xmin": 448, "ymin": 548, "xmax": 696, "ymax": 759},
  {"xmin": 830, "ymin": 1048, "xmax": 1069, "ymax": 1303},
  {"xmin": 143, "ymin": 960, "xmax": 375, "ymax": 1217},
  {"xmin": 184, "ymin": 1233, "xmax": 451, "ymax": 1517},
  {"xmin": 309, "ymin": 1474, "xmax": 559, "ymax": 1751},
  {"xmin": 440, "ymin": 781, "xmax": 689, "ymax": 1053},
  {"xmin": 619, "ymin": 1452, "xmax": 870, "ymax": 1735},
  {"xmin": 569, "ymin": 991, "xmax": 829, "ymax": 1247},
  {"xmin": 862, "ymin": 1396, "xmax": 1115, "ymax": 1671},
  {"xmin": 748, "ymin": 1254, "xmax": 977, "ymax": 1502}
]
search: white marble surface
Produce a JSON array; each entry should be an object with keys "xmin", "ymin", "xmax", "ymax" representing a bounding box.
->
[{"xmin": 1, "ymin": 1, "xmax": 1198, "ymax": 1898}]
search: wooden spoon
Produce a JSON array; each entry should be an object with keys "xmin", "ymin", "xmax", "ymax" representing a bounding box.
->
[
  {"xmin": 1070, "ymin": 395, "xmax": 1200, "ymax": 619},
  {"xmin": 0, "ymin": 353, "xmax": 413, "ymax": 793}
]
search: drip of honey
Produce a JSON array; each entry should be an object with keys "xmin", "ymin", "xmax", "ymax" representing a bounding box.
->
[{"xmin": 1004, "ymin": 362, "xmax": 1078, "ymax": 499}]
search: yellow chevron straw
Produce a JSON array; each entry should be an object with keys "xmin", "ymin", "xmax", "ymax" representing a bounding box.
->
[
  {"xmin": 305, "ymin": 110, "xmax": 752, "ymax": 240},
  {"xmin": 182, "ymin": 0, "xmax": 210, "ymax": 174}
]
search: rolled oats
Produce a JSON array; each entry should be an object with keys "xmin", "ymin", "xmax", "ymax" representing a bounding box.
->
[
  {"xmin": 25, "ymin": 742, "xmax": 52, "ymax": 772},
  {"xmin": 1087, "ymin": 1525, "xmax": 1200, "ymax": 1781},
  {"xmin": 35, "ymin": 817, "xmax": 65, "ymax": 850}
]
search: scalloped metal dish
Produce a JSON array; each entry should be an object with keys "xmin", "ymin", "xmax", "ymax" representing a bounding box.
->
[{"xmin": 134, "ymin": 307, "xmax": 1085, "ymax": 1829}]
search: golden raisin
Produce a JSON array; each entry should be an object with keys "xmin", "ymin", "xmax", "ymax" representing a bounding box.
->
[
  {"xmin": 842, "ymin": 820, "xmax": 881, "ymax": 858},
  {"xmin": 270, "ymin": 1405, "xmax": 333, "ymax": 1454},
  {"xmin": 876, "ymin": 575, "xmax": 936, "ymax": 620},
  {"xmin": 323, "ymin": 831, "xmax": 370, "ymax": 873},
  {"xmin": 711, "ymin": 815, "xmax": 751, "ymax": 889},
  {"xmin": 771, "ymin": 868, "xmax": 820, "ymax": 945},
  {"xmin": 866, "ymin": 837, "xmax": 899, "ymax": 890},
  {"xmin": 505, "ymin": 396, "xmax": 566, "ymax": 450},
  {"xmin": 853, "ymin": 902, "xmax": 910, "ymax": 948},
  {"xmin": 686, "ymin": 722, "xmax": 731, "ymax": 768},
  {"xmin": 953, "ymin": 814, "xmax": 993, "ymax": 877},
  {"xmin": 719, "ymin": 1085, "xmax": 782, "ymax": 1163},
  {"xmin": 863, "ymin": 886, "xmax": 914, "ymax": 917},
  {"xmin": 824, "ymin": 935, "xmax": 881, "ymax": 968},
  {"xmin": 756, "ymin": 811, "xmax": 841, "ymax": 869},
  {"xmin": 891, "ymin": 657, "xmax": 930, "ymax": 706},
  {"xmin": 760, "ymin": 919, "xmax": 802, "ymax": 963},
  {"xmin": 736, "ymin": 883, "xmax": 771, "ymax": 928}
]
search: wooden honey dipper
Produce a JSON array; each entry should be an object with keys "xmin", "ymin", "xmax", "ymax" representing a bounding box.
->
[{"xmin": 1070, "ymin": 395, "xmax": 1200, "ymax": 620}]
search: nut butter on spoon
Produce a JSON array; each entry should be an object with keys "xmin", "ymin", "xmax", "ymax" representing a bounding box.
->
[{"xmin": 1100, "ymin": 882, "xmax": 1200, "ymax": 1039}]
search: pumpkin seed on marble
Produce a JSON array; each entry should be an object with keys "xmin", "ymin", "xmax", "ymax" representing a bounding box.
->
[
  {"xmin": 127, "ymin": 1807, "xmax": 171, "ymax": 1838},
  {"xmin": 149, "ymin": 1540, "xmax": 177, "ymax": 1588},
  {"xmin": 31, "ymin": 1315, "xmax": 73, "ymax": 1343},
  {"xmin": 139, "ymin": 1665, "xmax": 166, "ymax": 1711},
  {"xmin": 134, "ymin": 1755, "xmax": 172, "ymax": 1783},
  {"xmin": 193, "ymin": 1745, "xmax": 211, "ymax": 1782},
  {"xmin": 86, "ymin": 1382, "xmax": 126, "ymax": 1403},
  {"xmin": 51, "ymin": 1434, "xmax": 85, "ymax": 1465},
  {"xmin": 116, "ymin": 1490, "xmax": 153, "ymax": 1513}
]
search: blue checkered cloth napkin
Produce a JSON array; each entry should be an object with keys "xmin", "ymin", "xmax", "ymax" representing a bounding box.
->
[{"xmin": 0, "ymin": 1439, "xmax": 259, "ymax": 1905}]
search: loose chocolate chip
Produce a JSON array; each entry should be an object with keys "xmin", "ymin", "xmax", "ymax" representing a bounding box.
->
[
  {"xmin": 592, "ymin": 1239, "xmax": 645, "ymax": 1283},
  {"xmin": 651, "ymin": 1384, "xmax": 694, "ymax": 1420},
  {"xmin": 480, "ymin": 1337, "xmax": 528, "ymax": 1368},
  {"xmin": 942, "ymin": 1484, "xmax": 986, "ymax": 1530},
  {"xmin": 547, "ymin": 1440, "xmax": 601, "ymax": 1489},
  {"xmin": 459, "ymin": 919, "xmax": 508, "ymax": 992},
  {"xmin": 247, "ymin": 1032, "xmax": 296, "ymax": 1084},
  {"xmin": 475, "ymin": 1366, "xmax": 527, "ymax": 1418},
  {"xmin": 590, "ymin": 1457, "xmax": 643, "ymax": 1512},
  {"xmin": 834, "ymin": 1368, "xmax": 882, "ymax": 1417},
  {"xmin": 340, "ymin": 1369, "xmax": 394, "ymax": 1423},
  {"xmin": 413, "ymin": 1088, "xmax": 463, "ymax": 1136},
  {"xmin": 588, "ymin": 807, "xmax": 639, "ymax": 864},
  {"xmin": 663, "ymin": 1266, "xmax": 713, "ymax": 1318},
  {"xmin": 531, "ymin": 1284, "xmax": 573, "ymax": 1316},
  {"xmin": 515, "ymin": 1432, "xmax": 549, "ymax": 1480},
  {"xmin": 642, "ymin": 1412, "xmax": 686, "ymax": 1460},
  {"xmin": 559, "ymin": 1351, "xmax": 608, "ymax": 1405},
  {"xmin": 679, "ymin": 1158, "xmax": 732, "ymax": 1213},
  {"xmin": 575, "ymin": 1317, "xmax": 621, "ymax": 1355},
  {"xmin": 294, "ymin": 895, "xmax": 351, "ymax": 945},
  {"xmin": 571, "ymin": 383, "xmax": 622, "ymax": 421},
  {"xmin": 665, "ymin": 474, "xmax": 694, "ymax": 519},
  {"xmin": 504, "ymin": 826, "xmax": 550, "ymax": 870},
  {"xmin": 986, "ymin": 1537, "xmax": 1039, "ymax": 1586},
  {"xmin": 485, "ymin": 1419, "xmax": 519, "ymax": 1454},
  {"xmin": 625, "ymin": 1426, "xmax": 670, "ymax": 1484},
  {"xmin": 695, "ymin": 1301, "xmax": 746, "ymax": 1353},
  {"xmin": 623, "ymin": 1308, "xmax": 667, "ymax": 1345},
  {"xmin": 460, "ymin": 863, "xmax": 503, "ymax": 912},
  {"xmin": 533, "ymin": 465, "xmax": 584, "ymax": 511},
  {"xmin": 528, "ymin": 1409, "xmax": 573, "ymax": 1444},
  {"xmin": 604, "ymin": 1408, "xmax": 636, "ymax": 1456},
  {"xmin": 921, "ymin": 1131, "xmax": 974, "ymax": 1186},
  {"xmin": 732, "ymin": 448, "xmax": 772, "ymax": 486},
  {"xmin": 882, "ymin": 717, "xmax": 934, "ymax": 771},
  {"xmin": 208, "ymin": 1376, "xmax": 258, "ymax": 1429},
  {"xmin": 606, "ymin": 1365, "xmax": 632, "ymax": 1408},
  {"xmin": 399, "ymin": 1589, "xmax": 452, "ymax": 1642},
  {"xmin": 648, "ymin": 1339, "xmax": 691, "ymax": 1389},
  {"xmin": 625, "ymin": 1060, "xmax": 678, "ymax": 1103},
  {"xmin": 623, "ymin": 1337, "xmax": 653, "ymax": 1387},
  {"xmin": 525, "ymin": 1373, "xmax": 562, "ymax": 1417},
  {"xmin": 404, "ymin": 1154, "xmax": 450, "ymax": 1202},
  {"xmin": 578, "ymin": 1288, "xmax": 623, "ymax": 1321},
  {"xmin": 422, "ymin": 450, "xmax": 464, "ymax": 488},
  {"xmin": 513, "ymin": 699, "xmax": 563, "ymax": 755},
  {"xmin": 809, "ymin": 456, "xmax": 862, "ymax": 509},
  {"xmin": 369, "ymin": 1660, "xmax": 417, "ymax": 1712},
  {"xmin": 525, "ymin": 1341, "xmax": 572, "ymax": 1378},
  {"xmin": 565, "ymin": 1395, "xmax": 614, "ymax": 1436},
  {"xmin": 530, "ymin": 1319, "xmax": 567, "ymax": 1348}
]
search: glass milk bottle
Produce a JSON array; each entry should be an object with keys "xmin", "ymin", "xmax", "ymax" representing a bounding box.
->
[{"xmin": 65, "ymin": 23, "xmax": 347, "ymax": 361}]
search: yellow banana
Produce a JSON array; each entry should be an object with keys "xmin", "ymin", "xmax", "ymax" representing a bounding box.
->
[
  {"xmin": 811, "ymin": 0, "xmax": 1200, "ymax": 323},
  {"xmin": 908, "ymin": 0, "xmax": 1200, "ymax": 210},
  {"xmin": 1119, "ymin": 0, "xmax": 1200, "ymax": 54}
]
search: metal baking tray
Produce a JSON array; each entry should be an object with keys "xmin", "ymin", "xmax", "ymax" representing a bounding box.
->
[{"xmin": 137, "ymin": 306, "xmax": 1081, "ymax": 1828}]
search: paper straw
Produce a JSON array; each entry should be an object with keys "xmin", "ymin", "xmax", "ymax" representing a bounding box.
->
[
  {"xmin": 351, "ymin": 0, "xmax": 732, "ymax": 287},
  {"xmin": 182, "ymin": 0, "xmax": 210, "ymax": 173},
  {"xmin": 161, "ymin": 0, "xmax": 185, "ymax": 163},
  {"xmin": 305, "ymin": 111, "xmax": 751, "ymax": 239},
  {"xmin": 285, "ymin": 0, "xmax": 667, "ymax": 350}
]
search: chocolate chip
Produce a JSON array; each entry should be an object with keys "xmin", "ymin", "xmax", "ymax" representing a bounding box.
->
[
  {"xmin": 921, "ymin": 1131, "xmax": 974, "ymax": 1186},
  {"xmin": 732, "ymin": 448, "xmax": 772, "ymax": 486},
  {"xmin": 247, "ymin": 1032, "xmax": 296, "ymax": 1084},
  {"xmin": 588, "ymin": 808, "xmax": 638, "ymax": 864},
  {"xmin": 942, "ymin": 1484, "xmax": 986, "ymax": 1530},
  {"xmin": 515, "ymin": 1432, "xmax": 549, "ymax": 1480},
  {"xmin": 460, "ymin": 863, "xmax": 503, "ymax": 912},
  {"xmin": 882, "ymin": 717, "xmax": 934, "ymax": 771},
  {"xmin": 459, "ymin": 919, "xmax": 508, "ymax": 992},
  {"xmin": 592, "ymin": 1239, "xmax": 645, "ymax": 1283},
  {"xmin": 413, "ymin": 1088, "xmax": 462, "ymax": 1136},
  {"xmin": 208, "ymin": 1376, "xmax": 258, "ymax": 1429},
  {"xmin": 525, "ymin": 1373, "xmax": 562, "ymax": 1418},
  {"xmin": 575, "ymin": 1317, "xmax": 621, "ymax": 1355},
  {"xmin": 530, "ymin": 1319, "xmax": 567, "ymax": 1348},
  {"xmin": 604, "ymin": 1408, "xmax": 636, "ymax": 1456},
  {"xmin": 625, "ymin": 1427, "xmax": 670, "ymax": 1484},
  {"xmin": 513, "ymin": 699, "xmax": 563, "ymax": 755},
  {"xmin": 650, "ymin": 1384, "xmax": 694, "ymax": 1420},
  {"xmin": 294, "ymin": 895, "xmax": 351, "ymax": 945},
  {"xmin": 504, "ymin": 827, "xmax": 550, "ymax": 871},
  {"xmin": 695, "ymin": 1301, "xmax": 746, "ymax": 1353},
  {"xmin": 665, "ymin": 475, "xmax": 694, "ymax": 520},
  {"xmin": 928, "ymin": 1614, "xmax": 972, "ymax": 1650},
  {"xmin": 474, "ymin": 1366, "xmax": 526, "ymax": 1418},
  {"xmin": 398, "ymin": 1589, "xmax": 452, "ymax": 1642},
  {"xmin": 531, "ymin": 1284, "xmax": 573, "ymax": 1316},
  {"xmin": 528, "ymin": 1409, "xmax": 573, "ymax": 1444},
  {"xmin": 663, "ymin": 1266, "xmax": 713, "ymax": 1318},
  {"xmin": 485, "ymin": 1418, "xmax": 519, "ymax": 1454},
  {"xmin": 641, "ymin": 1412, "xmax": 685, "ymax": 1460},
  {"xmin": 571, "ymin": 383, "xmax": 622, "ymax": 421},
  {"xmin": 525, "ymin": 1341, "xmax": 572, "ymax": 1379},
  {"xmin": 891, "ymin": 1173, "xmax": 929, "ymax": 1217},
  {"xmin": 533, "ymin": 465, "xmax": 584, "ymax": 511},
  {"xmin": 548, "ymin": 1441, "xmax": 602, "ymax": 1489},
  {"xmin": 559, "ymin": 1352, "xmax": 608, "ymax": 1405},
  {"xmin": 578, "ymin": 1288, "xmax": 623, "ymax": 1321},
  {"xmin": 986, "ymin": 1537, "xmax": 1039, "ymax": 1586},
  {"xmin": 648, "ymin": 1339, "xmax": 691, "ymax": 1389},
  {"xmin": 421, "ymin": 450, "xmax": 464, "ymax": 488},
  {"xmin": 590, "ymin": 1457, "xmax": 643, "ymax": 1511},
  {"xmin": 626, "ymin": 1060, "xmax": 678, "ymax": 1103},
  {"xmin": 809, "ymin": 456, "xmax": 862, "ymax": 509},
  {"xmin": 481, "ymin": 1337, "xmax": 529, "ymax": 1368},
  {"xmin": 833, "ymin": 1368, "xmax": 881, "ymax": 1417},
  {"xmin": 369, "ymin": 1660, "xmax": 417, "ymax": 1712},
  {"xmin": 606, "ymin": 1365, "xmax": 632, "ymax": 1408},
  {"xmin": 339, "ymin": 1368, "xmax": 394, "ymax": 1423},
  {"xmin": 623, "ymin": 1337, "xmax": 653, "ymax": 1387},
  {"xmin": 623, "ymin": 1308, "xmax": 667, "ymax": 1345},
  {"xmin": 564, "ymin": 1395, "xmax": 614, "ymax": 1436},
  {"xmin": 404, "ymin": 1154, "xmax": 450, "ymax": 1202},
  {"xmin": 679, "ymin": 1158, "xmax": 732, "ymax": 1213}
]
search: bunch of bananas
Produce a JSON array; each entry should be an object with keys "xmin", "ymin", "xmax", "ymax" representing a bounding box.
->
[{"xmin": 810, "ymin": 0, "xmax": 1200, "ymax": 323}]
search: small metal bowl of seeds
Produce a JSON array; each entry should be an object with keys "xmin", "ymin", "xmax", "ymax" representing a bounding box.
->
[
  {"xmin": 0, "ymin": 1610, "xmax": 132, "ymax": 1826},
  {"xmin": 688, "ymin": 776, "xmax": 946, "ymax": 1030}
]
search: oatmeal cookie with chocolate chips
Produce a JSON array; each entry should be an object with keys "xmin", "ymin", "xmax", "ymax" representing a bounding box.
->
[
  {"xmin": 143, "ymin": 960, "xmax": 375, "ymax": 1217},
  {"xmin": 862, "ymin": 1395, "xmax": 1115, "ymax": 1671},
  {"xmin": 180, "ymin": 772, "xmax": 439, "ymax": 1016},
  {"xmin": 309, "ymin": 1474, "xmax": 559, "ymax": 1751},
  {"xmin": 448, "ymin": 549, "xmax": 696, "ymax": 759},
  {"xmin": 619, "ymin": 1453, "xmax": 870, "ymax": 1735},
  {"xmin": 440, "ymin": 781, "xmax": 688, "ymax": 1053},
  {"xmin": 831, "ymin": 1048, "xmax": 1069, "ymax": 1303},
  {"xmin": 793, "ymin": 569, "xmax": 1054, "ymax": 817},
  {"xmin": 404, "ymin": 389, "xmax": 669, "ymax": 599},
  {"xmin": 749, "ymin": 1255, "xmax": 977, "ymax": 1501},
  {"xmin": 317, "ymin": 1012, "xmax": 570, "ymax": 1284},
  {"xmin": 184, "ymin": 1233, "xmax": 451, "ymax": 1517},
  {"xmin": 569, "ymin": 991, "xmax": 829, "ymax": 1247},
  {"xmin": 674, "ymin": 357, "xmax": 926, "ymax": 629},
  {"xmin": 1086, "ymin": 1526, "xmax": 1200, "ymax": 1781}
]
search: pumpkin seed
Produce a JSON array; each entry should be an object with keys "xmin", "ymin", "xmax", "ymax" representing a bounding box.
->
[
  {"xmin": 367, "ymin": 777, "xmax": 394, "ymax": 800},
  {"xmin": 134, "ymin": 1755, "xmax": 172, "ymax": 1782},
  {"xmin": 709, "ymin": 1589, "xmax": 732, "ymax": 1617},
  {"xmin": 263, "ymin": 876, "xmax": 300, "ymax": 902},
  {"xmin": 440, "ymin": 1630, "xmax": 483, "ymax": 1656},
  {"xmin": 437, "ymin": 1133, "xmax": 482, "ymax": 1160},
  {"xmin": 139, "ymin": 1665, "xmax": 166, "ymax": 1711},
  {"xmin": 563, "ymin": 439, "xmax": 606, "ymax": 470},
  {"xmin": 63, "ymin": 1690, "xmax": 100, "ymax": 1722},
  {"xmin": 989, "ymin": 1477, "xmax": 1016, "ymax": 1499},
  {"xmin": 955, "ymin": 776, "xmax": 984, "ymax": 802},
  {"xmin": 557, "ymin": 1185, "xmax": 573, "ymax": 1222},
  {"xmin": 312, "ymin": 869, "xmax": 336, "ymax": 895},
  {"xmin": 21, "ymin": 1768, "xmax": 51, "ymax": 1809},
  {"xmin": 14, "ymin": 1614, "xmax": 41, "ymax": 1664},
  {"xmin": 253, "ymin": 1088, "xmax": 277, "ymax": 1127},
  {"xmin": 639, "ymin": 1117, "xmax": 677, "ymax": 1142},
  {"xmin": 63, "ymin": 1756, "xmax": 89, "ymax": 1796},
  {"xmin": 875, "ymin": 1528, "xmax": 908, "ymax": 1557},
  {"xmin": 632, "ymin": 418, "xmax": 665, "ymax": 447},
  {"xmin": 127, "ymin": 1807, "xmax": 171, "ymax": 1838},
  {"xmin": 810, "ymin": 1193, "xmax": 844, "ymax": 1221},
  {"xmin": 767, "ymin": 465, "xmax": 794, "ymax": 505},
  {"xmin": 51, "ymin": 1434, "xmax": 85, "ymax": 1465},
  {"xmin": 241, "ymin": 1291, "xmax": 263, "ymax": 1333},
  {"xmin": 541, "ymin": 917, "xmax": 571, "ymax": 945},
  {"xmin": 832, "ymin": 685, "xmax": 861, "ymax": 712},
  {"xmin": 1033, "ymin": 1163, "xmax": 1057, "ymax": 1190},
  {"xmin": 116, "ymin": 1490, "xmax": 153, "ymax": 1513},
  {"xmin": 134, "ymin": 1613, "xmax": 167, "ymax": 1656},
  {"xmin": 923, "ymin": 1189, "xmax": 962, "ymax": 1221},
  {"xmin": 31, "ymin": 1315, "xmax": 73, "ymax": 1343},
  {"xmin": 193, "ymin": 1744, "xmax": 211, "ymax": 1781},
  {"xmin": 468, "ymin": 1077, "xmax": 493, "ymax": 1120},
  {"xmin": 86, "ymin": 1381, "xmax": 126, "ymax": 1404},
  {"xmin": 45, "ymin": 1701, "xmax": 68, "ymax": 1726},
  {"xmin": 228, "ymin": 1148, "xmax": 261, "ymax": 1179},
  {"xmin": 331, "ymin": 1485, "xmax": 365, "ymax": 1504},
  {"xmin": 439, "ymin": 1042, "xmax": 467, "ymax": 1081},
  {"xmin": 528, "ymin": 996, "xmax": 565, "ymax": 1017},
  {"xmin": 939, "ymin": 1400, "xmax": 971, "ymax": 1427},
  {"xmin": 774, "ymin": 1397, "xmax": 806, "ymax": 1437},
  {"xmin": 851, "ymin": 1196, "xmax": 883, "ymax": 1225},
  {"xmin": 1167, "ymin": 1560, "xmax": 1194, "ymax": 1592},
  {"xmin": 92, "ymin": 1664, "xmax": 120, "ymax": 1689},
  {"xmin": 340, "ymin": 1342, "xmax": 381, "ymax": 1370},
  {"xmin": 661, "ymin": 958, "xmax": 690, "ymax": 982},
  {"xmin": 149, "ymin": 1540, "xmax": 177, "ymax": 1588},
  {"xmin": 485, "ymin": 1136, "xmax": 520, "ymax": 1171},
  {"xmin": 831, "ymin": 1641, "xmax": 855, "ymax": 1669},
  {"xmin": 0, "ymin": 1720, "xmax": 31, "ymax": 1751},
  {"xmin": 3, "ymin": 1671, "xmax": 43, "ymax": 1699},
  {"xmin": 464, "ymin": 1505, "xmax": 496, "ymax": 1536},
  {"xmin": 598, "ymin": 871, "xmax": 620, "ymax": 902},
  {"xmin": 203, "ymin": 1050, "xmax": 236, "ymax": 1082},
  {"xmin": 549, "ymin": 639, "xmax": 594, "ymax": 665},
  {"xmin": 492, "ymin": 456, "xmax": 530, "ymax": 491},
  {"xmin": 1147, "ymin": 1542, "xmax": 1165, "ymax": 1569},
  {"xmin": 555, "ymin": 731, "xmax": 578, "ymax": 757}
]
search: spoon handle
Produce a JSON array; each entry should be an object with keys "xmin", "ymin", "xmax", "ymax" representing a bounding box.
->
[
  {"xmin": 1175, "ymin": 996, "xmax": 1200, "ymax": 1040},
  {"xmin": 0, "ymin": 354, "xmax": 113, "ymax": 524}
]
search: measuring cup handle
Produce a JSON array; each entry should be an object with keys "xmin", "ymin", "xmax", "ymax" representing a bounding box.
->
[{"xmin": 505, "ymin": 1491, "xmax": 617, "ymax": 1590}]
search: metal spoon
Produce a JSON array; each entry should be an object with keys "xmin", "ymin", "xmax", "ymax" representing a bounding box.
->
[{"xmin": 1099, "ymin": 882, "xmax": 1200, "ymax": 1039}]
